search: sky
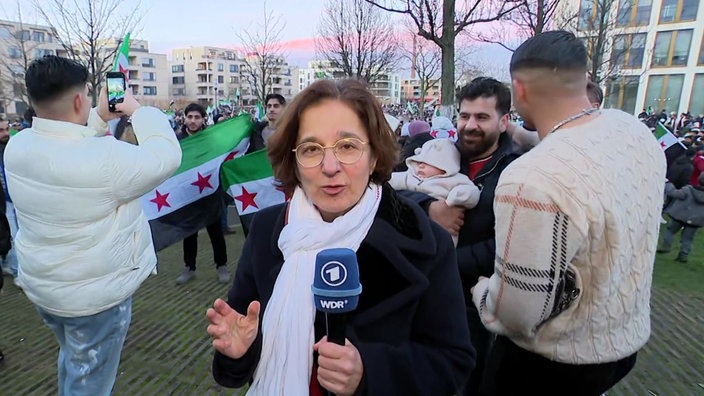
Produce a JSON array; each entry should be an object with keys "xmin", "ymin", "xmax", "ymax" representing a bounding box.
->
[{"xmin": 0, "ymin": 0, "xmax": 511, "ymax": 77}]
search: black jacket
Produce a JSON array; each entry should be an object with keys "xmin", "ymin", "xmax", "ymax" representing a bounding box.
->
[
  {"xmin": 667, "ymin": 154, "xmax": 694, "ymax": 189},
  {"xmin": 212, "ymin": 185, "xmax": 475, "ymax": 395},
  {"xmin": 246, "ymin": 121, "xmax": 268, "ymax": 154}
]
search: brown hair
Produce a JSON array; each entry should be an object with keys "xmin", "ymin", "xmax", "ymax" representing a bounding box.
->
[{"xmin": 268, "ymin": 79, "xmax": 399, "ymax": 195}]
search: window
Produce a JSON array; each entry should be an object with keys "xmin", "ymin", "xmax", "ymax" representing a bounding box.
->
[
  {"xmin": 644, "ymin": 74, "xmax": 684, "ymax": 112},
  {"xmin": 660, "ymin": 0, "xmax": 699, "ymax": 23},
  {"xmin": 18, "ymin": 30, "xmax": 30, "ymax": 41},
  {"xmin": 699, "ymin": 33, "xmax": 704, "ymax": 64},
  {"xmin": 144, "ymin": 72, "xmax": 156, "ymax": 81},
  {"xmin": 652, "ymin": 30, "xmax": 693, "ymax": 66},
  {"xmin": 0, "ymin": 27, "xmax": 11, "ymax": 39},
  {"xmin": 605, "ymin": 76, "xmax": 640, "ymax": 114},
  {"xmin": 230, "ymin": 64, "xmax": 238, "ymax": 73},
  {"xmin": 128, "ymin": 70, "xmax": 139, "ymax": 80},
  {"xmin": 143, "ymin": 86, "xmax": 157, "ymax": 95},
  {"xmin": 34, "ymin": 48, "xmax": 53, "ymax": 59},
  {"xmin": 578, "ymin": 0, "xmax": 596, "ymax": 30},
  {"xmin": 218, "ymin": 75, "xmax": 224, "ymax": 84},
  {"xmin": 172, "ymin": 76, "xmax": 185, "ymax": 84},
  {"xmin": 230, "ymin": 76, "xmax": 239, "ymax": 84},
  {"xmin": 32, "ymin": 31, "xmax": 45, "ymax": 42},
  {"xmin": 8, "ymin": 47, "xmax": 21, "ymax": 58},
  {"xmin": 172, "ymin": 64, "xmax": 184, "ymax": 73},
  {"xmin": 690, "ymin": 74, "xmax": 704, "ymax": 115},
  {"xmin": 218, "ymin": 63, "xmax": 224, "ymax": 72},
  {"xmin": 617, "ymin": 0, "xmax": 653, "ymax": 26},
  {"xmin": 141, "ymin": 57, "xmax": 154, "ymax": 67},
  {"xmin": 173, "ymin": 88, "xmax": 186, "ymax": 96},
  {"xmin": 612, "ymin": 33, "xmax": 647, "ymax": 69}
]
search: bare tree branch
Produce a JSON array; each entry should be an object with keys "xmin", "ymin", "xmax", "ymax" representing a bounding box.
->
[
  {"xmin": 236, "ymin": 0, "xmax": 286, "ymax": 105},
  {"xmin": 316, "ymin": 0, "xmax": 399, "ymax": 84},
  {"xmin": 34, "ymin": 0, "xmax": 143, "ymax": 105}
]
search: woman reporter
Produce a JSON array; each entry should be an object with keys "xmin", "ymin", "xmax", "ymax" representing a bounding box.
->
[{"xmin": 206, "ymin": 79, "xmax": 474, "ymax": 395}]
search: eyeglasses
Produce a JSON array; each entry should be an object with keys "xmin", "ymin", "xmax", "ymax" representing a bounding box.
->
[{"xmin": 292, "ymin": 138, "xmax": 368, "ymax": 168}]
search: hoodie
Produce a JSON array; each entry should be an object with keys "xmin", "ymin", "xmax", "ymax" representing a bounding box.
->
[{"xmin": 666, "ymin": 184, "xmax": 704, "ymax": 226}]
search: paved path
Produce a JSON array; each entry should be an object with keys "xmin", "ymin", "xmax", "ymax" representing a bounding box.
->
[{"xmin": 0, "ymin": 231, "xmax": 702, "ymax": 395}]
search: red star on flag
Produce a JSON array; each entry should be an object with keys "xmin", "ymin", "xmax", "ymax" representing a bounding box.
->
[
  {"xmin": 191, "ymin": 172, "xmax": 213, "ymax": 193},
  {"xmin": 448, "ymin": 129, "xmax": 456, "ymax": 139},
  {"xmin": 150, "ymin": 190, "xmax": 171, "ymax": 212},
  {"xmin": 275, "ymin": 185, "xmax": 293, "ymax": 201},
  {"xmin": 660, "ymin": 141, "xmax": 666, "ymax": 149},
  {"xmin": 235, "ymin": 186, "xmax": 259, "ymax": 211},
  {"xmin": 224, "ymin": 150, "xmax": 240, "ymax": 162}
]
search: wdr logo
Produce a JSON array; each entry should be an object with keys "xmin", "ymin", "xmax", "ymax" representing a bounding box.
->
[{"xmin": 320, "ymin": 261, "xmax": 347, "ymax": 287}]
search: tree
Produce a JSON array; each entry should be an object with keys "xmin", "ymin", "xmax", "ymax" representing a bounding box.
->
[
  {"xmin": 365, "ymin": 0, "xmax": 521, "ymax": 116},
  {"xmin": 476, "ymin": 0, "xmax": 564, "ymax": 52},
  {"xmin": 402, "ymin": 32, "xmax": 441, "ymax": 106},
  {"xmin": 317, "ymin": 0, "xmax": 399, "ymax": 84},
  {"xmin": 236, "ymin": 0, "xmax": 286, "ymax": 105},
  {"xmin": 34, "ymin": 0, "xmax": 143, "ymax": 106},
  {"xmin": 0, "ymin": 1, "xmax": 43, "ymax": 113}
]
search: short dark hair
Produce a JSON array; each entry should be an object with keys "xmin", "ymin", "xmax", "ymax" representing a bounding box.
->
[
  {"xmin": 510, "ymin": 30, "xmax": 587, "ymax": 73},
  {"xmin": 456, "ymin": 77, "xmax": 511, "ymax": 116},
  {"xmin": 265, "ymin": 93, "xmax": 286, "ymax": 106},
  {"xmin": 267, "ymin": 79, "xmax": 398, "ymax": 195},
  {"xmin": 586, "ymin": 81, "xmax": 603, "ymax": 106},
  {"xmin": 25, "ymin": 55, "xmax": 89, "ymax": 105},
  {"xmin": 184, "ymin": 103, "xmax": 206, "ymax": 117}
]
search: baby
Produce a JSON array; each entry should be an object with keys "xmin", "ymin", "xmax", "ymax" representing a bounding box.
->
[{"xmin": 389, "ymin": 138, "xmax": 479, "ymax": 245}]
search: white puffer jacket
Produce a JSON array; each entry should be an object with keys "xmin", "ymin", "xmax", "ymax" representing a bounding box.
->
[{"xmin": 5, "ymin": 107, "xmax": 182, "ymax": 317}]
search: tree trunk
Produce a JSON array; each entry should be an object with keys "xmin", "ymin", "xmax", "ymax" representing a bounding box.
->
[
  {"xmin": 536, "ymin": 0, "xmax": 545, "ymax": 34},
  {"xmin": 439, "ymin": 0, "xmax": 455, "ymax": 119}
]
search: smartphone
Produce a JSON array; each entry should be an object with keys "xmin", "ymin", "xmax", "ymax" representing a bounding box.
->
[{"xmin": 106, "ymin": 72, "xmax": 126, "ymax": 112}]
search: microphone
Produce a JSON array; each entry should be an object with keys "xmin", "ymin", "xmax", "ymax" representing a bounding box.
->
[{"xmin": 311, "ymin": 248, "xmax": 362, "ymax": 345}]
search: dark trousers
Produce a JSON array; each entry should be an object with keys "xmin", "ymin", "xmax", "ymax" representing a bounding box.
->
[
  {"xmin": 463, "ymin": 305, "xmax": 493, "ymax": 395},
  {"xmin": 183, "ymin": 220, "xmax": 227, "ymax": 270},
  {"xmin": 480, "ymin": 336, "xmax": 637, "ymax": 396}
]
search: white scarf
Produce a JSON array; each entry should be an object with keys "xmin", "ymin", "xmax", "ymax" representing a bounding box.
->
[{"xmin": 247, "ymin": 183, "xmax": 382, "ymax": 395}]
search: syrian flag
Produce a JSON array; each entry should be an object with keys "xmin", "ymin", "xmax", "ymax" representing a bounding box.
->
[
  {"xmin": 113, "ymin": 32, "xmax": 131, "ymax": 81},
  {"xmin": 654, "ymin": 122, "xmax": 686, "ymax": 167},
  {"xmin": 221, "ymin": 149, "xmax": 288, "ymax": 228},
  {"xmin": 254, "ymin": 100, "xmax": 265, "ymax": 121},
  {"xmin": 434, "ymin": 106, "xmax": 441, "ymax": 118},
  {"xmin": 143, "ymin": 114, "xmax": 253, "ymax": 251}
]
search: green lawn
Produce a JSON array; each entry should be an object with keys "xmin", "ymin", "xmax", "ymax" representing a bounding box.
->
[{"xmin": 653, "ymin": 220, "xmax": 704, "ymax": 295}]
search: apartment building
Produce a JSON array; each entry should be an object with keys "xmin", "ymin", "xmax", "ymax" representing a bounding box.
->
[
  {"xmin": 102, "ymin": 38, "xmax": 170, "ymax": 107},
  {"xmin": 401, "ymin": 79, "xmax": 441, "ymax": 105},
  {"xmin": 241, "ymin": 53, "xmax": 297, "ymax": 103},
  {"xmin": 570, "ymin": 0, "xmax": 704, "ymax": 115},
  {"xmin": 0, "ymin": 19, "xmax": 63, "ymax": 116},
  {"xmin": 298, "ymin": 60, "xmax": 402, "ymax": 104}
]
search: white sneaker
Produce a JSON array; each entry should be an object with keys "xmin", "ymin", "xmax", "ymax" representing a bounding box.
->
[
  {"xmin": 217, "ymin": 266, "xmax": 230, "ymax": 284},
  {"xmin": 176, "ymin": 267, "xmax": 196, "ymax": 285}
]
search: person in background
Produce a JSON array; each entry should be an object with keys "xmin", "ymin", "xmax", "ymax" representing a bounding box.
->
[
  {"xmin": 207, "ymin": 79, "xmax": 474, "ymax": 395},
  {"xmin": 395, "ymin": 120, "xmax": 434, "ymax": 171},
  {"xmin": 175, "ymin": 103, "xmax": 230, "ymax": 285},
  {"xmin": 5, "ymin": 55, "xmax": 181, "ymax": 395},
  {"xmin": 247, "ymin": 93, "xmax": 286, "ymax": 153},
  {"xmin": 472, "ymin": 30, "xmax": 665, "ymax": 395},
  {"xmin": 658, "ymin": 173, "xmax": 704, "ymax": 262}
]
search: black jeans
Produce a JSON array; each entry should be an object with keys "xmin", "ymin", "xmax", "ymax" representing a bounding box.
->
[
  {"xmin": 480, "ymin": 336, "xmax": 637, "ymax": 396},
  {"xmin": 183, "ymin": 220, "xmax": 227, "ymax": 270}
]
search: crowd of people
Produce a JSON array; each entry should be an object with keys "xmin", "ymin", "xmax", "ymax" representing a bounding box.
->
[{"xmin": 0, "ymin": 30, "xmax": 677, "ymax": 396}]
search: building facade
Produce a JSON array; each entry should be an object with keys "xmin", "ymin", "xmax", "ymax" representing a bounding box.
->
[
  {"xmin": 298, "ymin": 60, "xmax": 402, "ymax": 104},
  {"xmin": 570, "ymin": 0, "xmax": 704, "ymax": 116},
  {"xmin": 401, "ymin": 78, "xmax": 441, "ymax": 105},
  {"xmin": 0, "ymin": 19, "xmax": 64, "ymax": 116},
  {"xmin": 103, "ymin": 38, "xmax": 170, "ymax": 107}
]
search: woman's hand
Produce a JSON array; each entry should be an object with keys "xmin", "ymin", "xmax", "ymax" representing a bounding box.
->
[
  {"xmin": 206, "ymin": 298, "xmax": 260, "ymax": 359},
  {"xmin": 314, "ymin": 336, "xmax": 364, "ymax": 396}
]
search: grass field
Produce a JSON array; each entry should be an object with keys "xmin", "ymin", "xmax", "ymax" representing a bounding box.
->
[{"xmin": 0, "ymin": 225, "xmax": 702, "ymax": 395}]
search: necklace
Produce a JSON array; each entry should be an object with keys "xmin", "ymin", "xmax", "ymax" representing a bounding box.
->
[{"xmin": 548, "ymin": 108, "xmax": 598, "ymax": 134}]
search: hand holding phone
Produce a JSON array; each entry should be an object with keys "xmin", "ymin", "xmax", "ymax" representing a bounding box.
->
[{"xmin": 106, "ymin": 72, "xmax": 126, "ymax": 113}]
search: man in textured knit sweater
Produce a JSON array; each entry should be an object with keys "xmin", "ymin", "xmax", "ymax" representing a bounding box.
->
[{"xmin": 471, "ymin": 31, "xmax": 666, "ymax": 395}]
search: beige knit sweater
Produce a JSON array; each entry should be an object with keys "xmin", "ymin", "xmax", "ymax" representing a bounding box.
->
[{"xmin": 472, "ymin": 109, "xmax": 666, "ymax": 364}]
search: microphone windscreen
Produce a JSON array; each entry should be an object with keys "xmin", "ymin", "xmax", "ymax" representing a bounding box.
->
[{"xmin": 311, "ymin": 248, "xmax": 362, "ymax": 313}]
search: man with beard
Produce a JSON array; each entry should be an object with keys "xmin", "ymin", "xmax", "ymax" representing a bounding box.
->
[
  {"xmin": 410, "ymin": 77, "xmax": 521, "ymax": 394},
  {"xmin": 175, "ymin": 103, "xmax": 230, "ymax": 285},
  {"xmin": 471, "ymin": 30, "xmax": 663, "ymax": 395}
]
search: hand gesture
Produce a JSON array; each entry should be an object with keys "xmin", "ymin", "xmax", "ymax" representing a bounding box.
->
[
  {"xmin": 97, "ymin": 86, "xmax": 141, "ymax": 122},
  {"xmin": 428, "ymin": 200, "xmax": 465, "ymax": 236},
  {"xmin": 314, "ymin": 336, "xmax": 364, "ymax": 396},
  {"xmin": 206, "ymin": 298, "xmax": 260, "ymax": 359}
]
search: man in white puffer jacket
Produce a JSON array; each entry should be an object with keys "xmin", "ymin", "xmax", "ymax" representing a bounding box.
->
[{"xmin": 4, "ymin": 56, "xmax": 181, "ymax": 395}]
